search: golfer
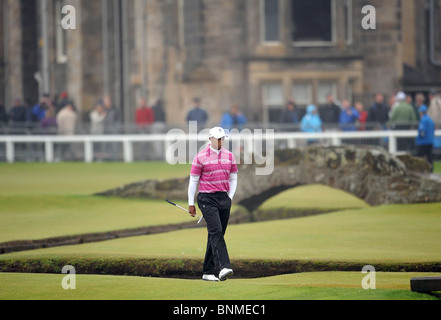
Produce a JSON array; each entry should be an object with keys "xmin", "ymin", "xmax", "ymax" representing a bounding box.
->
[{"xmin": 188, "ymin": 127, "xmax": 238, "ymax": 281}]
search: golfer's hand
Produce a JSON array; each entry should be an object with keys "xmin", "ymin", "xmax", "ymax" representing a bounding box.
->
[{"xmin": 189, "ymin": 206, "xmax": 197, "ymax": 217}]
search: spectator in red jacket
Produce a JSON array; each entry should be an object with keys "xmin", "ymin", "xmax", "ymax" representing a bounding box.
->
[
  {"xmin": 135, "ymin": 98, "xmax": 154, "ymax": 131},
  {"xmin": 355, "ymin": 102, "xmax": 368, "ymax": 131}
]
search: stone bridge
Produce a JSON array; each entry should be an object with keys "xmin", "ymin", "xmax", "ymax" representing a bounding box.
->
[{"xmin": 97, "ymin": 146, "xmax": 441, "ymax": 212}]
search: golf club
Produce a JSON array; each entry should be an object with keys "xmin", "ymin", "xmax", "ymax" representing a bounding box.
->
[{"xmin": 165, "ymin": 199, "xmax": 204, "ymax": 224}]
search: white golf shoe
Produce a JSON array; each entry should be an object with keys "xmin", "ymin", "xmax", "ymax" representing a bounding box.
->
[
  {"xmin": 202, "ymin": 274, "xmax": 219, "ymax": 282},
  {"xmin": 219, "ymin": 268, "xmax": 234, "ymax": 281}
]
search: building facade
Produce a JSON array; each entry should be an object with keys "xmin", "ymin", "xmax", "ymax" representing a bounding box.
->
[{"xmin": 1, "ymin": 0, "xmax": 440, "ymax": 126}]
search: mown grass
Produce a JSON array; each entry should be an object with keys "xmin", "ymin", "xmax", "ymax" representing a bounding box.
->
[
  {"xmin": 0, "ymin": 196, "xmax": 196, "ymax": 243},
  {"xmin": 1, "ymin": 160, "xmax": 440, "ymax": 300},
  {"xmin": 0, "ymin": 162, "xmax": 192, "ymax": 244},
  {"xmin": 0, "ymin": 272, "xmax": 438, "ymax": 300},
  {"xmin": 0, "ymin": 164, "xmax": 368, "ymax": 244},
  {"xmin": 260, "ymin": 184, "xmax": 368, "ymax": 211}
]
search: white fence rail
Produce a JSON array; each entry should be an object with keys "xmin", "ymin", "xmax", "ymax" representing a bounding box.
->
[{"xmin": 0, "ymin": 130, "xmax": 440, "ymax": 164}]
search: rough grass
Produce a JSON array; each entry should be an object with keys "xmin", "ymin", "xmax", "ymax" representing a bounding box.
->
[
  {"xmin": 434, "ymin": 161, "xmax": 441, "ymax": 173},
  {"xmin": 1, "ymin": 257, "xmax": 439, "ymax": 280}
]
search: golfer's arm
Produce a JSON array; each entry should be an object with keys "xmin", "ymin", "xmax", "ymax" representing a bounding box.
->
[
  {"xmin": 188, "ymin": 175, "xmax": 200, "ymax": 206},
  {"xmin": 228, "ymin": 173, "xmax": 238, "ymax": 200}
]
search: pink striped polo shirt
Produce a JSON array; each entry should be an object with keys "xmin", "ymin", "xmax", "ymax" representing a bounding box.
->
[{"xmin": 190, "ymin": 146, "xmax": 238, "ymax": 193}]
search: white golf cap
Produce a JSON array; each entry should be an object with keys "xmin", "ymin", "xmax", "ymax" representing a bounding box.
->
[
  {"xmin": 209, "ymin": 127, "xmax": 227, "ymax": 139},
  {"xmin": 396, "ymin": 92, "xmax": 406, "ymax": 101}
]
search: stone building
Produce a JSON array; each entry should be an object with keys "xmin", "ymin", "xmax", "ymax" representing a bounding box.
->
[{"xmin": 1, "ymin": 0, "xmax": 440, "ymax": 126}]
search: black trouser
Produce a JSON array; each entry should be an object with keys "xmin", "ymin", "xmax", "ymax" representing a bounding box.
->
[
  {"xmin": 197, "ymin": 192, "xmax": 231, "ymax": 275},
  {"xmin": 417, "ymin": 144, "xmax": 434, "ymax": 172}
]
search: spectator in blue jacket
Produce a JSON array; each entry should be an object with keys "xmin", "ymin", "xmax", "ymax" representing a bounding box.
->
[
  {"xmin": 220, "ymin": 104, "xmax": 247, "ymax": 132},
  {"xmin": 301, "ymin": 105, "xmax": 322, "ymax": 144},
  {"xmin": 186, "ymin": 97, "xmax": 208, "ymax": 128},
  {"xmin": 279, "ymin": 100, "xmax": 299, "ymax": 125},
  {"xmin": 339, "ymin": 99, "xmax": 360, "ymax": 131},
  {"xmin": 32, "ymin": 95, "xmax": 50, "ymax": 122},
  {"xmin": 416, "ymin": 105, "xmax": 435, "ymax": 172}
]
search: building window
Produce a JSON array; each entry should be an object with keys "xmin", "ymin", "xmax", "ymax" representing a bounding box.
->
[
  {"xmin": 346, "ymin": 79, "xmax": 355, "ymax": 103},
  {"xmin": 291, "ymin": 0, "xmax": 335, "ymax": 46},
  {"xmin": 292, "ymin": 82, "xmax": 312, "ymax": 106},
  {"xmin": 317, "ymin": 81, "xmax": 338, "ymax": 105},
  {"xmin": 261, "ymin": 0, "xmax": 280, "ymax": 43},
  {"xmin": 344, "ymin": 0, "xmax": 353, "ymax": 45},
  {"xmin": 55, "ymin": 0, "xmax": 67, "ymax": 63},
  {"xmin": 262, "ymin": 82, "xmax": 284, "ymax": 123}
]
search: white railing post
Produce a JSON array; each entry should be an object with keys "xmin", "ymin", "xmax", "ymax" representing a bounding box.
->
[
  {"xmin": 45, "ymin": 140, "xmax": 54, "ymax": 163},
  {"xmin": 84, "ymin": 139, "xmax": 93, "ymax": 163},
  {"xmin": 287, "ymin": 139, "xmax": 296, "ymax": 149},
  {"xmin": 6, "ymin": 140, "xmax": 14, "ymax": 163},
  {"xmin": 388, "ymin": 133, "xmax": 397, "ymax": 154},
  {"xmin": 123, "ymin": 139, "xmax": 133, "ymax": 163},
  {"xmin": 331, "ymin": 133, "xmax": 341, "ymax": 146}
]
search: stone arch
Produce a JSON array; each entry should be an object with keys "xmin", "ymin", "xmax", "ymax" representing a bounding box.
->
[
  {"xmin": 97, "ymin": 146, "xmax": 441, "ymax": 212},
  {"xmin": 237, "ymin": 184, "xmax": 301, "ymax": 213}
]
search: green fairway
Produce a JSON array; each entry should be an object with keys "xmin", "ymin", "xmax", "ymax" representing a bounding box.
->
[
  {"xmin": 0, "ymin": 162, "xmax": 191, "ymax": 244},
  {"xmin": 0, "ymin": 163, "xmax": 370, "ymax": 244},
  {"xmin": 0, "ymin": 272, "xmax": 438, "ymax": 300},
  {"xmin": 0, "ymin": 162, "xmax": 191, "ymax": 196},
  {"xmin": 0, "ymin": 196, "xmax": 195, "ymax": 243},
  {"xmin": 260, "ymin": 184, "xmax": 368, "ymax": 211},
  {"xmin": 3, "ymin": 203, "xmax": 441, "ymax": 264},
  {"xmin": 1, "ymin": 161, "xmax": 441, "ymax": 301}
]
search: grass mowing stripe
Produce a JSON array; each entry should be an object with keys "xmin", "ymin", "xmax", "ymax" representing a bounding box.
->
[
  {"xmin": 0, "ymin": 272, "xmax": 438, "ymax": 300},
  {"xmin": 0, "ymin": 162, "xmax": 191, "ymax": 196},
  {"xmin": 0, "ymin": 183, "xmax": 365, "ymax": 245},
  {"xmin": 0, "ymin": 196, "xmax": 196, "ymax": 243},
  {"xmin": 2, "ymin": 203, "xmax": 441, "ymax": 265}
]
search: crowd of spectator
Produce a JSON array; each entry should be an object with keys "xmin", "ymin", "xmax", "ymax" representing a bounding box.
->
[
  {"xmin": 272, "ymin": 90, "xmax": 441, "ymax": 134},
  {"xmin": 0, "ymin": 93, "xmax": 168, "ymax": 135},
  {"xmin": 269, "ymin": 90, "xmax": 440, "ymax": 170},
  {"xmin": 181, "ymin": 90, "xmax": 440, "ymax": 170},
  {"xmin": 0, "ymin": 92, "xmax": 76, "ymax": 135},
  {"xmin": 1, "ymin": 89, "xmax": 440, "ymax": 166},
  {"xmin": 2, "ymin": 90, "xmax": 439, "ymax": 135}
]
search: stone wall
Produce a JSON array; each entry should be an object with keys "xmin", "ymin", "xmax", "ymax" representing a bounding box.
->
[
  {"xmin": 1, "ymin": 0, "xmax": 440, "ymax": 120},
  {"xmin": 358, "ymin": 0, "xmax": 403, "ymax": 95},
  {"xmin": 4, "ymin": 0, "xmax": 23, "ymax": 104},
  {"xmin": 0, "ymin": 1, "xmax": 4, "ymax": 104}
]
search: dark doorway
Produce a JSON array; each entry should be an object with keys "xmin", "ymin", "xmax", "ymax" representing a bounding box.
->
[{"xmin": 21, "ymin": 0, "xmax": 39, "ymax": 105}]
